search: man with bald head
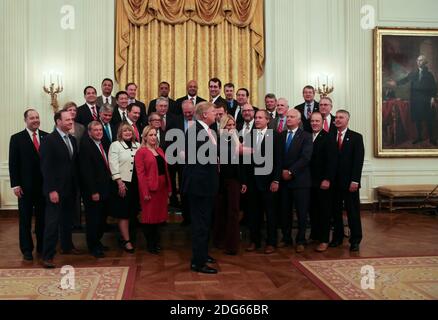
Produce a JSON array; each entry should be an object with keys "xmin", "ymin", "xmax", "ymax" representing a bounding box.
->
[
  {"xmin": 269, "ymin": 98, "xmax": 289, "ymax": 133},
  {"xmin": 278, "ymin": 108, "xmax": 313, "ymax": 253},
  {"xmin": 175, "ymin": 80, "xmax": 206, "ymax": 116}
]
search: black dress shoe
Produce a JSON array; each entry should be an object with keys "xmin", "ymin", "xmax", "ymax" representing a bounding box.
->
[
  {"xmin": 329, "ymin": 241, "xmax": 342, "ymax": 248},
  {"xmin": 224, "ymin": 250, "xmax": 237, "ymax": 256},
  {"xmin": 23, "ymin": 252, "xmax": 33, "ymax": 261},
  {"xmin": 207, "ymin": 256, "xmax": 216, "ymax": 264},
  {"xmin": 350, "ymin": 243, "xmax": 360, "ymax": 252},
  {"xmin": 42, "ymin": 260, "xmax": 56, "ymax": 269},
  {"xmin": 191, "ymin": 264, "xmax": 218, "ymax": 274}
]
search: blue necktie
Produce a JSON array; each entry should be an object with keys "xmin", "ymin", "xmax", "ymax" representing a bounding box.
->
[
  {"xmin": 285, "ymin": 130, "xmax": 294, "ymax": 152},
  {"xmin": 104, "ymin": 123, "xmax": 112, "ymax": 141}
]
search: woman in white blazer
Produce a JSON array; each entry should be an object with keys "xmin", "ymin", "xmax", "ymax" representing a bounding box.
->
[{"xmin": 109, "ymin": 122, "xmax": 140, "ymax": 253}]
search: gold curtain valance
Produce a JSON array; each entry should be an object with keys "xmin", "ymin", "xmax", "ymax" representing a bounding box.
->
[
  {"xmin": 116, "ymin": 0, "xmax": 264, "ymax": 83},
  {"xmin": 123, "ymin": 0, "xmax": 258, "ymax": 27}
]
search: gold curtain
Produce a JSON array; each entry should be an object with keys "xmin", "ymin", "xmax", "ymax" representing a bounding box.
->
[{"xmin": 115, "ymin": 0, "xmax": 264, "ymax": 108}]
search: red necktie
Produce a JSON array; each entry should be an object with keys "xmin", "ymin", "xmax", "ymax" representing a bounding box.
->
[
  {"xmin": 323, "ymin": 118, "xmax": 329, "ymax": 132},
  {"xmin": 32, "ymin": 132, "xmax": 40, "ymax": 152},
  {"xmin": 133, "ymin": 123, "xmax": 140, "ymax": 142},
  {"xmin": 337, "ymin": 131, "xmax": 343, "ymax": 150},
  {"xmin": 277, "ymin": 118, "xmax": 284, "ymax": 133},
  {"xmin": 99, "ymin": 143, "xmax": 109, "ymax": 169},
  {"xmin": 91, "ymin": 106, "xmax": 97, "ymax": 120}
]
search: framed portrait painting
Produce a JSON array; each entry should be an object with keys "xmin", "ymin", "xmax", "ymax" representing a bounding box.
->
[{"xmin": 374, "ymin": 27, "xmax": 438, "ymax": 157}]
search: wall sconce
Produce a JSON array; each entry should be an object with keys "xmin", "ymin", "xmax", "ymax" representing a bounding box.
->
[
  {"xmin": 43, "ymin": 71, "xmax": 63, "ymax": 113},
  {"xmin": 316, "ymin": 74, "xmax": 334, "ymax": 98}
]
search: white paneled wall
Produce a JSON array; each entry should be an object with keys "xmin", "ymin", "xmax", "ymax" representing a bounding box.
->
[
  {"xmin": 264, "ymin": 0, "xmax": 438, "ymax": 203},
  {"xmin": 0, "ymin": 0, "xmax": 115, "ymax": 209}
]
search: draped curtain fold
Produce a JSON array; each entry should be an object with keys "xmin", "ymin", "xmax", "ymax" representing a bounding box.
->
[{"xmin": 115, "ymin": 0, "xmax": 264, "ymax": 107}]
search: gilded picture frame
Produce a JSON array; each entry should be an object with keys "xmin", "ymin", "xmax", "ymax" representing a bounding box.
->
[{"xmin": 374, "ymin": 27, "xmax": 438, "ymax": 157}]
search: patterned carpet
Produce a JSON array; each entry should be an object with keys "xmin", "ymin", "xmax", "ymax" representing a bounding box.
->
[
  {"xmin": 292, "ymin": 256, "xmax": 438, "ymax": 300},
  {"xmin": 0, "ymin": 266, "xmax": 135, "ymax": 300}
]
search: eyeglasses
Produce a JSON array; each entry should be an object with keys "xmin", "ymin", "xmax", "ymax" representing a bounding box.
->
[{"xmin": 150, "ymin": 119, "xmax": 161, "ymax": 122}]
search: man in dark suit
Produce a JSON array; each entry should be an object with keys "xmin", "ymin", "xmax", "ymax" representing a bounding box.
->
[
  {"xmin": 126, "ymin": 82, "xmax": 148, "ymax": 126},
  {"xmin": 389, "ymin": 55, "xmax": 437, "ymax": 145},
  {"xmin": 318, "ymin": 97, "xmax": 337, "ymax": 137},
  {"xmin": 210, "ymin": 103, "xmax": 227, "ymax": 133},
  {"xmin": 111, "ymin": 91, "xmax": 130, "ymax": 128},
  {"xmin": 279, "ymin": 109, "xmax": 313, "ymax": 253},
  {"xmin": 173, "ymin": 100, "xmax": 196, "ymax": 224},
  {"xmin": 175, "ymin": 80, "xmax": 206, "ymax": 116},
  {"xmin": 268, "ymin": 97, "xmax": 288, "ymax": 133},
  {"xmin": 209, "ymin": 78, "xmax": 228, "ymax": 106},
  {"xmin": 9, "ymin": 109, "xmax": 48, "ymax": 261},
  {"xmin": 330, "ymin": 110, "xmax": 365, "ymax": 252},
  {"xmin": 96, "ymin": 78, "xmax": 117, "ymax": 109},
  {"xmin": 126, "ymin": 103, "xmax": 144, "ymax": 143},
  {"xmin": 265, "ymin": 93, "xmax": 277, "ymax": 119},
  {"xmin": 40, "ymin": 110, "xmax": 80, "ymax": 268},
  {"xmin": 99, "ymin": 104, "xmax": 117, "ymax": 150},
  {"xmin": 294, "ymin": 85, "xmax": 320, "ymax": 133},
  {"xmin": 231, "ymin": 88, "xmax": 258, "ymax": 129},
  {"xmin": 244, "ymin": 110, "xmax": 281, "ymax": 254},
  {"xmin": 182, "ymin": 102, "xmax": 219, "ymax": 274},
  {"xmin": 238, "ymin": 103, "xmax": 256, "ymax": 138},
  {"xmin": 309, "ymin": 112, "xmax": 337, "ymax": 252},
  {"xmin": 79, "ymin": 121, "xmax": 112, "ymax": 258},
  {"xmin": 76, "ymin": 86, "xmax": 100, "ymax": 127},
  {"xmin": 224, "ymin": 82, "xmax": 238, "ymax": 113},
  {"xmin": 147, "ymin": 81, "xmax": 178, "ymax": 116}
]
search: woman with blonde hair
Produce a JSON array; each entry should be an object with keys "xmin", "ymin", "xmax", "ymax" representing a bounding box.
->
[
  {"xmin": 212, "ymin": 114, "xmax": 247, "ymax": 255},
  {"xmin": 135, "ymin": 126, "xmax": 171, "ymax": 254},
  {"xmin": 108, "ymin": 123, "xmax": 140, "ymax": 253}
]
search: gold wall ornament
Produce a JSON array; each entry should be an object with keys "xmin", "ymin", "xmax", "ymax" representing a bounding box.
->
[
  {"xmin": 316, "ymin": 75, "xmax": 334, "ymax": 98},
  {"xmin": 43, "ymin": 73, "xmax": 63, "ymax": 113}
]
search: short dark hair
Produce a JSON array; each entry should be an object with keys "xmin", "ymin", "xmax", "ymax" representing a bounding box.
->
[
  {"xmin": 214, "ymin": 102, "xmax": 227, "ymax": 111},
  {"xmin": 237, "ymin": 88, "xmax": 250, "ymax": 97},
  {"xmin": 101, "ymin": 78, "xmax": 113, "ymax": 85},
  {"xmin": 84, "ymin": 86, "xmax": 97, "ymax": 95},
  {"xmin": 310, "ymin": 111, "xmax": 323, "ymax": 120},
  {"xmin": 209, "ymin": 78, "xmax": 222, "ymax": 88},
  {"xmin": 116, "ymin": 91, "xmax": 129, "ymax": 100},
  {"xmin": 54, "ymin": 110, "xmax": 70, "ymax": 124},
  {"xmin": 224, "ymin": 83, "xmax": 235, "ymax": 89},
  {"xmin": 303, "ymin": 85, "xmax": 315, "ymax": 93},
  {"xmin": 265, "ymin": 93, "xmax": 276, "ymax": 100},
  {"xmin": 125, "ymin": 82, "xmax": 137, "ymax": 90},
  {"xmin": 159, "ymin": 81, "xmax": 170, "ymax": 87},
  {"xmin": 24, "ymin": 108, "xmax": 37, "ymax": 119},
  {"xmin": 336, "ymin": 109, "xmax": 350, "ymax": 119},
  {"xmin": 127, "ymin": 103, "xmax": 141, "ymax": 113},
  {"xmin": 256, "ymin": 109, "xmax": 270, "ymax": 120}
]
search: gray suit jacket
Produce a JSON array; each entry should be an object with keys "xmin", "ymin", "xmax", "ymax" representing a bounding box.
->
[
  {"xmin": 268, "ymin": 116, "xmax": 287, "ymax": 132},
  {"xmin": 97, "ymin": 95, "xmax": 117, "ymax": 109}
]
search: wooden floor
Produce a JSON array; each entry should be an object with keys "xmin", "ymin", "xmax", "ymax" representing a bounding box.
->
[{"xmin": 0, "ymin": 210, "xmax": 437, "ymax": 300}]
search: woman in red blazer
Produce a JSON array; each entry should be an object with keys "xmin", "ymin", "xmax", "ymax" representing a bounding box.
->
[{"xmin": 135, "ymin": 126, "xmax": 172, "ymax": 254}]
